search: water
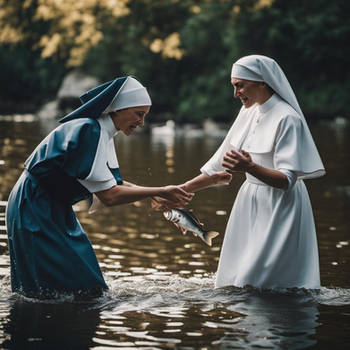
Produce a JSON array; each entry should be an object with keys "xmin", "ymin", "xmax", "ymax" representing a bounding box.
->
[{"xmin": 0, "ymin": 115, "xmax": 350, "ymax": 349}]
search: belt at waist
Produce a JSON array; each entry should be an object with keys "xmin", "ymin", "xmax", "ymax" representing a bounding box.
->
[
  {"xmin": 245, "ymin": 173, "xmax": 268, "ymax": 186},
  {"xmin": 24, "ymin": 168, "xmax": 91, "ymax": 205}
]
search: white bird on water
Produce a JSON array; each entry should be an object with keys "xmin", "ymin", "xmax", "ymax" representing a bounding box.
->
[{"xmin": 151, "ymin": 120, "xmax": 176, "ymax": 136}]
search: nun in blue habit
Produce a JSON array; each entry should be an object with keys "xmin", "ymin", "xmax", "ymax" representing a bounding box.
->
[{"xmin": 6, "ymin": 76, "xmax": 194, "ymax": 299}]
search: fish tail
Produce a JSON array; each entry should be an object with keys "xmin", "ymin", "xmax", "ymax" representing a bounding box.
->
[{"xmin": 203, "ymin": 231, "xmax": 219, "ymax": 246}]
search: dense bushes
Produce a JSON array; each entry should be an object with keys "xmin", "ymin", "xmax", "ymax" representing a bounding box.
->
[{"xmin": 0, "ymin": 0, "xmax": 348, "ymax": 120}]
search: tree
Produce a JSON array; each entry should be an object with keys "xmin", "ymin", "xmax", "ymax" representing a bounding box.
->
[
  {"xmin": 233, "ymin": 0, "xmax": 350, "ymax": 118},
  {"xmin": 0, "ymin": 0, "xmax": 130, "ymax": 112}
]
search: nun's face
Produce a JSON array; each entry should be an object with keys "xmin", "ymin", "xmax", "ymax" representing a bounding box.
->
[
  {"xmin": 231, "ymin": 78, "xmax": 268, "ymax": 108},
  {"xmin": 110, "ymin": 106, "xmax": 150, "ymax": 136}
]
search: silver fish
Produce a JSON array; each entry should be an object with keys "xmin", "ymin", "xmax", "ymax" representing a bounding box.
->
[{"xmin": 163, "ymin": 209, "xmax": 219, "ymax": 246}]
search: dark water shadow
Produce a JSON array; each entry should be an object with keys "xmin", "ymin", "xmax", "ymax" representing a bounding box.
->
[
  {"xmin": 0, "ymin": 295, "xmax": 103, "ymax": 350},
  {"xmin": 1, "ymin": 285, "xmax": 350, "ymax": 350}
]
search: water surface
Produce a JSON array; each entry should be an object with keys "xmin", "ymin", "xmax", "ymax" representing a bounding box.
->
[{"xmin": 0, "ymin": 115, "xmax": 349, "ymax": 349}]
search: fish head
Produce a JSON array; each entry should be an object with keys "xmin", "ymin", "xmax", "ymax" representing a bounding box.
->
[{"xmin": 163, "ymin": 211, "xmax": 172, "ymax": 220}]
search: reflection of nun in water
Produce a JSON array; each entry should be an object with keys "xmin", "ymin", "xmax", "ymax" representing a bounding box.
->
[
  {"xmin": 1, "ymin": 299, "xmax": 101, "ymax": 349},
  {"xmin": 228, "ymin": 293, "xmax": 319, "ymax": 349},
  {"xmin": 5, "ymin": 76, "xmax": 193, "ymax": 299}
]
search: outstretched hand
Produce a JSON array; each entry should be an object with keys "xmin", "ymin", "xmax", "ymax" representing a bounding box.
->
[
  {"xmin": 222, "ymin": 149, "xmax": 253, "ymax": 173},
  {"xmin": 151, "ymin": 196, "xmax": 171, "ymax": 211},
  {"xmin": 211, "ymin": 170, "xmax": 232, "ymax": 185},
  {"xmin": 162, "ymin": 185, "xmax": 194, "ymax": 207},
  {"xmin": 152, "ymin": 186, "xmax": 194, "ymax": 210}
]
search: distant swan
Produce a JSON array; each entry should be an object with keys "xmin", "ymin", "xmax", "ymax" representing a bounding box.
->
[{"xmin": 151, "ymin": 120, "xmax": 176, "ymax": 136}]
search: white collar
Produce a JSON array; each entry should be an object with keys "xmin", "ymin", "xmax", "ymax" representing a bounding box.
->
[
  {"xmin": 99, "ymin": 113, "xmax": 118, "ymax": 138},
  {"xmin": 258, "ymin": 93, "xmax": 281, "ymax": 114}
]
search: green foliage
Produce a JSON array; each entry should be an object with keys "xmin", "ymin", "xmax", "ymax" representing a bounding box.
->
[
  {"xmin": 176, "ymin": 1, "xmax": 237, "ymax": 121},
  {"xmin": 232, "ymin": 0, "xmax": 350, "ymax": 119},
  {"xmin": 0, "ymin": 0, "xmax": 67, "ymax": 112},
  {"xmin": 0, "ymin": 0, "xmax": 349, "ymax": 120},
  {"xmin": 0, "ymin": 45, "xmax": 65, "ymax": 113},
  {"xmin": 83, "ymin": 0, "xmax": 193, "ymax": 119}
]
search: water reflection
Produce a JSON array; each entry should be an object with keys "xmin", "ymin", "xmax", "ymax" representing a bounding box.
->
[
  {"xmin": 1, "ymin": 115, "xmax": 350, "ymax": 349},
  {"xmin": 224, "ymin": 291, "xmax": 319, "ymax": 349},
  {"xmin": 67, "ymin": 286, "xmax": 320, "ymax": 349},
  {"xmin": 1, "ymin": 298, "xmax": 101, "ymax": 349},
  {"xmin": 1, "ymin": 275, "xmax": 350, "ymax": 349}
]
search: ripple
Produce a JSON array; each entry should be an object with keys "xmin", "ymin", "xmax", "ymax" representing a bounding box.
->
[
  {"xmin": 0, "ymin": 275, "xmax": 349, "ymax": 350},
  {"xmin": 0, "ymin": 114, "xmax": 36, "ymax": 122},
  {"xmin": 106, "ymin": 274, "xmax": 215, "ymax": 298},
  {"xmin": 0, "ymin": 274, "xmax": 11, "ymax": 297},
  {"xmin": 316, "ymin": 287, "xmax": 350, "ymax": 305},
  {"xmin": 92, "ymin": 337, "xmax": 132, "ymax": 346}
]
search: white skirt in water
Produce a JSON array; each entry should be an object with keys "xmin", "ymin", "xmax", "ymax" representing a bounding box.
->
[{"xmin": 215, "ymin": 176, "xmax": 320, "ymax": 290}]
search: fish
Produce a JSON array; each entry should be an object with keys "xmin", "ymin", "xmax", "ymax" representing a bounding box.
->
[{"xmin": 163, "ymin": 209, "xmax": 219, "ymax": 246}]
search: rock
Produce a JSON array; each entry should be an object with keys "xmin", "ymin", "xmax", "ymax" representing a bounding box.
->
[
  {"xmin": 37, "ymin": 70, "xmax": 99, "ymax": 120},
  {"xmin": 57, "ymin": 71, "xmax": 99, "ymax": 99},
  {"xmin": 37, "ymin": 100, "xmax": 59, "ymax": 119}
]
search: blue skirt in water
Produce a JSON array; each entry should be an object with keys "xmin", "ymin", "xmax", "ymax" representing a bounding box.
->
[
  {"xmin": 6, "ymin": 170, "xmax": 108, "ymax": 299},
  {"xmin": 4, "ymin": 118, "xmax": 122, "ymax": 299}
]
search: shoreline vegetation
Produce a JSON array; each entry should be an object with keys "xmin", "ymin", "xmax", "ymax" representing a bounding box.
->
[
  {"xmin": 0, "ymin": 103, "xmax": 345, "ymax": 123},
  {"xmin": 0, "ymin": 0, "xmax": 349, "ymax": 122}
]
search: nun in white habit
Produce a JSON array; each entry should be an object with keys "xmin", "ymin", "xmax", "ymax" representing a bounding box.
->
[
  {"xmin": 206, "ymin": 55, "xmax": 325, "ymax": 289},
  {"xmin": 162, "ymin": 55, "xmax": 324, "ymax": 290}
]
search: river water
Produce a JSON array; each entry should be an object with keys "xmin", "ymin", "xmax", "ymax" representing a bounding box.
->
[{"xmin": 0, "ymin": 115, "xmax": 349, "ymax": 349}]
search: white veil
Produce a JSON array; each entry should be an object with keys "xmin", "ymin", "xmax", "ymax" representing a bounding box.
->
[
  {"xmin": 231, "ymin": 55, "xmax": 303, "ymax": 117},
  {"xmin": 201, "ymin": 55, "xmax": 325, "ymax": 180}
]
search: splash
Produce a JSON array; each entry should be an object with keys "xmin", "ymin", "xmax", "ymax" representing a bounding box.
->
[
  {"xmin": 316, "ymin": 287, "xmax": 350, "ymax": 306},
  {"xmin": 106, "ymin": 273, "xmax": 216, "ymax": 298},
  {"xmin": 1, "ymin": 271, "xmax": 350, "ymax": 308},
  {"xmin": 0, "ymin": 274, "xmax": 11, "ymax": 300}
]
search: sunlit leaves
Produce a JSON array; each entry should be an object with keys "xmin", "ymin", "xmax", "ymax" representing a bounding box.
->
[
  {"xmin": 0, "ymin": 0, "xmax": 130, "ymax": 66},
  {"xmin": 150, "ymin": 33, "xmax": 185, "ymax": 60},
  {"xmin": 254, "ymin": 0, "xmax": 275, "ymax": 10}
]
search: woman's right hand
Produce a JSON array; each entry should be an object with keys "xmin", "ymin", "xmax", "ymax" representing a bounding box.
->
[
  {"xmin": 151, "ymin": 196, "xmax": 170, "ymax": 211},
  {"xmin": 160, "ymin": 185, "xmax": 194, "ymax": 209},
  {"xmin": 222, "ymin": 149, "xmax": 253, "ymax": 173},
  {"xmin": 211, "ymin": 171, "xmax": 232, "ymax": 185}
]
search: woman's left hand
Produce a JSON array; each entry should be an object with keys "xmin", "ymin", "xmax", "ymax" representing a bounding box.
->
[{"xmin": 222, "ymin": 149, "xmax": 253, "ymax": 173}]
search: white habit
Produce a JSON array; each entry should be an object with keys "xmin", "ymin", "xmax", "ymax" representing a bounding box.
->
[{"xmin": 201, "ymin": 93, "xmax": 325, "ymax": 290}]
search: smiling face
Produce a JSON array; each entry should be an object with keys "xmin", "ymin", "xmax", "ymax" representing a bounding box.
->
[
  {"xmin": 231, "ymin": 78, "xmax": 272, "ymax": 108},
  {"xmin": 110, "ymin": 106, "xmax": 150, "ymax": 136}
]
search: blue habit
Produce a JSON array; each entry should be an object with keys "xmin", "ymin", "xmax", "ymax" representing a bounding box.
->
[{"xmin": 6, "ymin": 118, "xmax": 122, "ymax": 299}]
